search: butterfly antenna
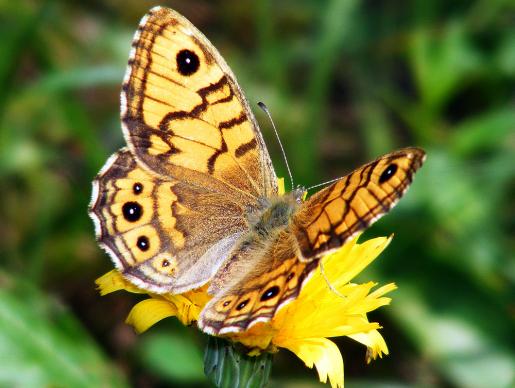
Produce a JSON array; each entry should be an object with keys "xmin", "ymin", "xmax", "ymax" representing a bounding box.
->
[
  {"xmin": 258, "ymin": 102, "xmax": 294, "ymax": 190},
  {"xmin": 306, "ymin": 176, "xmax": 344, "ymax": 192}
]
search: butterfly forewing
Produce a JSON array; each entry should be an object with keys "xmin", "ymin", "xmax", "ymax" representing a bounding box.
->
[
  {"xmin": 121, "ymin": 7, "xmax": 277, "ymax": 200},
  {"xmin": 292, "ymin": 147, "xmax": 426, "ymax": 260},
  {"xmin": 90, "ymin": 6, "xmax": 282, "ymax": 296}
]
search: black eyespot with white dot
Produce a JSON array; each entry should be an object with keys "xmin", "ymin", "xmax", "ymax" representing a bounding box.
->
[
  {"xmin": 162, "ymin": 259, "xmax": 170, "ymax": 267},
  {"xmin": 133, "ymin": 182, "xmax": 143, "ymax": 194},
  {"xmin": 261, "ymin": 286, "xmax": 280, "ymax": 301},
  {"xmin": 176, "ymin": 49, "xmax": 200, "ymax": 76},
  {"xmin": 223, "ymin": 300, "xmax": 231, "ymax": 307},
  {"xmin": 379, "ymin": 163, "xmax": 398, "ymax": 184},
  {"xmin": 136, "ymin": 236, "xmax": 149, "ymax": 251},
  {"xmin": 236, "ymin": 299, "xmax": 250, "ymax": 311},
  {"xmin": 122, "ymin": 202, "xmax": 142, "ymax": 222}
]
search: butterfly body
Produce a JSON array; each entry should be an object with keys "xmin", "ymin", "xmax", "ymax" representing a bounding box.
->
[
  {"xmin": 89, "ymin": 7, "xmax": 425, "ymax": 336},
  {"xmin": 246, "ymin": 191, "xmax": 301, "ymax": 238}
]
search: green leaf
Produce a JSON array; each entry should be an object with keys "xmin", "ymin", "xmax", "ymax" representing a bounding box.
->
[
  {"xmin": 391, "ymin": 287, "xmax": 515, "ymax": 388},
  {"xmin": 0, "ymin": 273, "xmax": 128, "ymax": 388},
  {"xmin": 450, "ymin": 107, "xmax": 515, "ymax": 156},
  {"xmin": 409, "ymin": 21, "xmax": 483, "ymax": 112},
  {"xmin": 137, "ymin": 330, "xmax": 205, "ymax": 383},
  {"xmin": 495, "ymin": 31, "xmax": 515, "ymax": 76},
  {"xmin": 24, "ymin": 65, "xmax": 123, "ymax": 95},
  {"xmin": 293, "ymin": 0, "xmax": 360, "ymax": 182}
]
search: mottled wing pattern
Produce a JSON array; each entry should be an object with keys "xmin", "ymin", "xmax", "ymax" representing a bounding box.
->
[
  {"xmin": 292, "ymin": 147, "xmax": 426, "ymax": 260},
  {"xmin": 89, "ymin": 149, "xmax": 248, "ymax": 294},
  {"xmin": 121, "ymin": 6, "xmax": 277, "ymax": 200},
  {"xmin": 198, "ymin": 231, "xmax": 319, "ymax": 335}
]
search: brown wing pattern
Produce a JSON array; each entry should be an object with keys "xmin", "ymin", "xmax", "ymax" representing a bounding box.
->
[
  {"xmin": 199, "ymin": 231, "xmax": 319, "ymax": 335},
  {"xmin": 121, "ymin": 6, "xmax": 277, "ymax": 199},
  {"xmin": 292, "ymin": 147, "xmax": 426, "ymax": 260},
  {"xmin": 89, "ymin": 149, "xmax": 247, "ymax": 294}
]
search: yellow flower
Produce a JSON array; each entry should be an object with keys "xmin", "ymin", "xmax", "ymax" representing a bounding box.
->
[
  {"xmin": 96, "ymin": 270, "xmax": 210, "ymax": 330},
  {"xmin": 243, "ymin": 236, "xmax": 394, "ymax": 386},
  {"xmin": 96, "ymin": 235, "xmax": 394, "ymax": 388}
]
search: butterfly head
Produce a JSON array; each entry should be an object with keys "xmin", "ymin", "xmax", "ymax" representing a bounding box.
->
[{"xmin": 293, "ymin": 186, "xmax": 307, "ymax": 204}]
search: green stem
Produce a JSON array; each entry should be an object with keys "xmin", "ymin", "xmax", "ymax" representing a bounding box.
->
[{"xmin": 204, "ymin": 336, "xmax": 273, "ymax": 388}]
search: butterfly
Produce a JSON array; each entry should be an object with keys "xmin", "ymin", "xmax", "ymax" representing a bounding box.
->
[{"xmin": 89, "ymin": 6, "xmax": 425, "ymax": 336}]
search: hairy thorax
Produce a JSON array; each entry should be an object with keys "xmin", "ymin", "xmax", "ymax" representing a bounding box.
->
[{"xmin": 247, "ymin": 188, "xmax": 305, "ymax": 239}]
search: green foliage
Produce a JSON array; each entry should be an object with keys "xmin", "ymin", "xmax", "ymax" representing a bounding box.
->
[
  {"xmin": 0, "ymin": 273, "xmax": 127, "ymax": 387},
  {"xmin": 137, "ymin": 330, "xmax": 205, "ymax": 383},
  {"xmin": 1, "ymin": 0, "xmax": 513, "ymax": 387}
]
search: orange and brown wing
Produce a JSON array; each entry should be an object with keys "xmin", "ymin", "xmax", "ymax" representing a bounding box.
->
[
  {"xmin": 292, "ymin": 147, "xmax": 426, "ymax": 260},
  {"xmin": 121, "ymin": 6, "xmax": 277, "ymax": 200},
  {"xmin": 198, "ymin": 231, "xmax": 319, "ymax": 335},
  {"xmin": 89, "ymin": 149, "xmax": 247, "ymax": 294}
]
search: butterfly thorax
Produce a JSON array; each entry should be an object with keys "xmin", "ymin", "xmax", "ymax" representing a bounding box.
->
[{"xmin": 248, "ymin": 191, "xmax": 303, "ymax": 239}]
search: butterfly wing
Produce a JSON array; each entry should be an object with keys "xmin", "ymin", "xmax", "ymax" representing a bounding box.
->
[
  {"xmin": 89, "ymin": 149, "xmax": 248, "ymax": 294},
  {"xmin": 121, "ymin": 6, "xmax": 277, "ymax": 199},
  {"xmin": 90, "ymin": 6, "xmax": 282, "ymax": 293},
  {"xmin": 198, "ymin": 231, "xmax": 319, "ymax": 335},
  {"xmin": 292, "ymin": 147, "xmax": 426, "ymax": 260}
]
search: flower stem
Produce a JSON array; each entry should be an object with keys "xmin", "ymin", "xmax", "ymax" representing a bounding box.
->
[{"xmin": 204, "ymin": 336, "xmax": 273, "ymax": 388}]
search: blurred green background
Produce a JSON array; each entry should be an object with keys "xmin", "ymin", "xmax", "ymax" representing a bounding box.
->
[{"xmin": 1, "ymin": 0, "xmax": 514, "ymax": 387}]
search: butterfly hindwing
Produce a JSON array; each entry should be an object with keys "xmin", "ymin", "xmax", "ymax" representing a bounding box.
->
[
  {"xmin": 89, "ymin": 149, "xmax": 248, "ymax": 294},
  {"xmin": 199, "ymin": 231, "xmax": 319, "ymax": 335}
]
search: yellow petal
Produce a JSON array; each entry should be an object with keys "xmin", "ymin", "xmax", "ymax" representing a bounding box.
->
[
  {"xmin": 275, "ymin": 281, "xmax": 393, "ymax": 340},
  {"xmin": 95, "ymin": 270, "xmax": 145, "ymax": 295},
  {"xmin": 348, "ymin": 329, "xmax": 389, "ymax": 363},
  {"xmin": 163, "ymin": 285, "xmax": 211, "ymax": 325},
  {"xmin": 282, "ymin": 337, "xmax": 343, "ymax": 388},
  {"xmin": 126, "ymin": 298, "xmax": 178, "ymax": 333},
  {"xmin": 322, "ymin": 236, "xmax": 392, "ymax": 288},
  {"xmin": 167, "ymin": 294, "xmax": 202, "ymax": 325},
  {"xmin": 229, "ymin": 322, "xmax": 277, "ymax": 350},
  {"xmin": 278, "ymin": 177, "xmax": 285, "ymax": 195},
  {"xmin": 321, "ymin": 319, "xmax": 380, "ymax": 339},
  {"xmin": 368, "ymin": 282, "xmax": 397, "ymax": 299},
  {"xmin": 97, "ymin": 230, "xmax": 397, "ymax": 387}
]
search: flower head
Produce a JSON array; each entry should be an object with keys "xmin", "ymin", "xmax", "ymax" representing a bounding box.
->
[{"xmin": 97, "ymin": 234, "xmax": 394, "ymax": 388}]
